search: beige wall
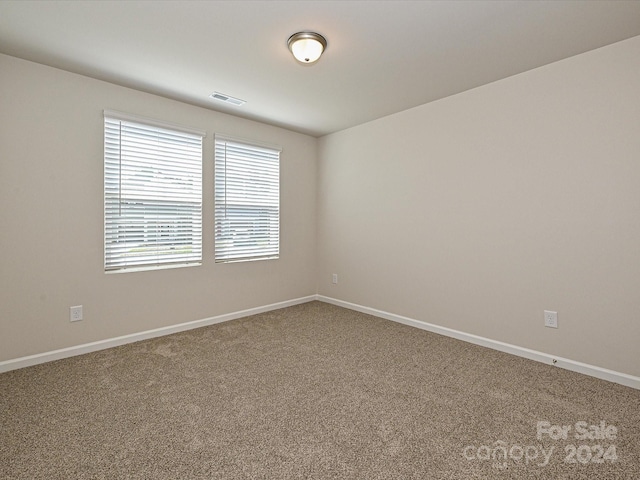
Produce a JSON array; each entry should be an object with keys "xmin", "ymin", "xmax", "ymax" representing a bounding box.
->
[
  {"xmin": 0, "ymin": 54, "xmax": 317, "ymax": 362},
  {"xmin": 2, "ymin": 36, "xmax": 639, "ymax": 378},
  {"xmin": 317, "ymin": 36, "xmax": 640, "ymax": 377}
]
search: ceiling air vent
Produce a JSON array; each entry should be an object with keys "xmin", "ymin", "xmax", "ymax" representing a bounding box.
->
[{"xmin": 209, "ymin": 92, "xmax": 246, "ymax": 106}]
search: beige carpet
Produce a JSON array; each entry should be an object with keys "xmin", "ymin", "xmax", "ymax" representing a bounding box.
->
[{"xmin": 1, "ymin": 301, "xmax": 638, "ymax": 479}]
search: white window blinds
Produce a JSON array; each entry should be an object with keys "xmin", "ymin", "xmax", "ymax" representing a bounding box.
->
[
  {"xmin": 104, "ymin": 111, "xmax": 204, "ymax": 272},
  {"xmin": 214, "ymin": 135, "xmax": 280, "ymax": 263}
]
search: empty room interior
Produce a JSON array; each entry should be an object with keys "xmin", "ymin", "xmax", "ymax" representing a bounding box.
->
[{"xmin": 1, "ymin": 1, "xmax": 639, "ymax": 478}]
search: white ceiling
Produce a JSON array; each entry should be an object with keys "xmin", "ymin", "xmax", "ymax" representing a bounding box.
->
[{"xmin": 1, "ymin": 0, "xmax": 640, "ymax": 137}]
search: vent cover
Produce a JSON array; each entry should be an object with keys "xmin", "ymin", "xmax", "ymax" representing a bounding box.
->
[{"xmin": 209, "ymin": 92, "xmax": 246, "ymax": 106}]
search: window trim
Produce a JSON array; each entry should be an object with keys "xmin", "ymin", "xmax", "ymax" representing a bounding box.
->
[
  {"xmin": 214, "ymin": 134, "xmax": 281, "ymax": 263},
  {"xmin": 103, "ymin": 110, "xmax": 205, "ymax": 273},
  {"xmin": 103, "ymin": 110, "xmax": 207, "ymax": 138}
]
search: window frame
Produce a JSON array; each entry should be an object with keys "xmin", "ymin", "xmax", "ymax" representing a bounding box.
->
[
  {"xmin": 214, "ymin": 134, "xmax": 281, "ymax": 263},
  {"xmin": 103, "ymin": 110, "xmax": 206, "ymax": 273}
]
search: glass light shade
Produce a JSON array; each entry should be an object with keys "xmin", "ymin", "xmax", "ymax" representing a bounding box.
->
[{"xmin": 288, "ymin": 32, "xmax": 327, "ymax": 64}]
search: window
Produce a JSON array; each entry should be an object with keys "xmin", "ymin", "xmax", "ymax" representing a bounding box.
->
[
  {"xmin": 214, "ymin": 135, "xmax": 280, "ymax": 263},
  {"xmin": 104, "ymin": 111, "xmax": 205, "ymax": 272}
]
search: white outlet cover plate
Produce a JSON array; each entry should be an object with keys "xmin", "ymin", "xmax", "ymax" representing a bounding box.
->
[
  {"xmin": 70, "ymin": 305, "xmax": 83, "ymax": 322},
  {"xmin": 544, "ymin": 310, "xmax": 558, "ymax": 328}
]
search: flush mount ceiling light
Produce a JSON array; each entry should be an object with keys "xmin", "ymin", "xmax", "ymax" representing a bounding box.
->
[{"xmin": 287, "ymin": 31, "xmax": 327, "ymax": 64}]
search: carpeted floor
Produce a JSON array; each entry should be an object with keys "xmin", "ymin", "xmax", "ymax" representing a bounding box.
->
[{"xmin": 1, "ymin": 301, "xmax": 638, "ymax": 479}]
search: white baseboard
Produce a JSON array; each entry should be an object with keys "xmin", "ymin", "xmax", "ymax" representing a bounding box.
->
[
  {"xmin": 0, "ymin": 295, "xmax": 317, "ymax": 374},
  {"xmin": 3, "ymin": 294, "xmax": 638, "ymax": 390},
  {"xmin": 316, "ymin": 295, "xmax": 640, "ymax": 390}
]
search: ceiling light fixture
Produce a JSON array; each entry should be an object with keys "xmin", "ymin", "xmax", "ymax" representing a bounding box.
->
[{"xmin": 287, "ymin": 32, "xmax": 327, "ymax": 65}]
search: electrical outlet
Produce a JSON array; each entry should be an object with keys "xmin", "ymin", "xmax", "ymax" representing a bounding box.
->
[
  {"xmin": 70, "ymin": 305, "xmax": 83, "ymax": 322},
  {"xmin": 332, "ymin": 273, "xmax": 338, "ymax": 284},
  {"xmin": 544, "ymin": 310, "xmax": 558, "ymax": 328}
]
